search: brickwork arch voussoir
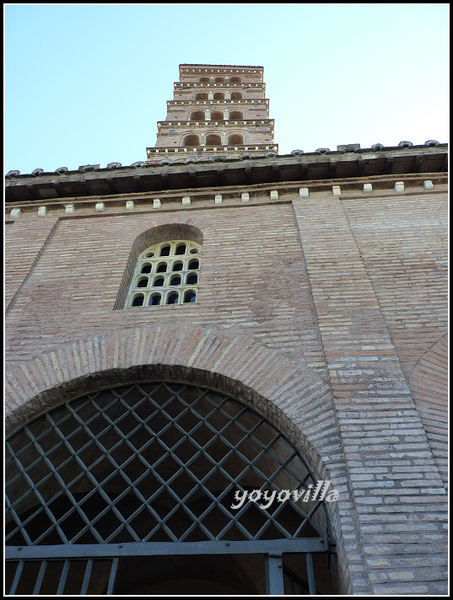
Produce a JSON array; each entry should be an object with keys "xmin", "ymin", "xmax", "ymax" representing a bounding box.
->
[
  {"xmin": 5, "ymin": 325, "xmax": 338, "ymax": 476},
  {"xmin": 5, "ymin": 325, "xmax": 357, "ymax": 594}
]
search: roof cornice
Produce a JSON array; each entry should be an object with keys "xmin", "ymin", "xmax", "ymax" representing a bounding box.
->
[
  {"xmin": 5, "ymin": 144, "xmax": 448, "ymax": 204},
  {"xmin": 179, "ymin": 64, "xmax": 264, "ymax": 70}
]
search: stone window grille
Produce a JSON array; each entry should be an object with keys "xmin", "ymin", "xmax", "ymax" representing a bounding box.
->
[{"xmin": 125, "ymin": 240, "xmax": 201, "ymax": 308}]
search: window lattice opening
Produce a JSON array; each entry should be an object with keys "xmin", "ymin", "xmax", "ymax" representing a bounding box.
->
[
  {"xmin": 125, "ymin": 240, "xmax": 201, "ymax": 308},
  {"xmin": 5, "ymin": 382, "xmax": 337, "ymax": 595},
  {"xmin": 6, "ymin": 382, "xmax": 332, "ymax": 547}
]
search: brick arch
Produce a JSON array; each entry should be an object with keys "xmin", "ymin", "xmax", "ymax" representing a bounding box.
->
[
  {"xmin": 228, "ymin": 133, "xmax": 244, "ymax": 145},
  {"xmin": 117, "ymin": 213, "xmax": 219, "ymax": 244},
  {"xmin": 205, "ymin": 133, "xmax": 223, "ymax": 146},
  {"xmin": 183, "ymin": 133, "xmax": 200, "ymax": 146},
  {"xmin": 5, "ymin": 324, "xmax": 338, "ymax": 476},
  {"xmin": 409, "ymin": 333, "xmax": 448, "ymax": 485},
  {"xmin": 178, "ymin": 131, "xmax": 201, "ymax": 146},
  {"xmin": 4, "ymin": 324, "xmax": 355, "ymax": 593}
]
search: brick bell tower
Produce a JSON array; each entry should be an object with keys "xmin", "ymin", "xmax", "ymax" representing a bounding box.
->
[{"xmin": 146, "ymin": 64, "xmax": 278, "ymax": 163}]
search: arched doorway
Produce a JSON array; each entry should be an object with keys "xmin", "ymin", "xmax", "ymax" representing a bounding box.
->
[{"xmin": 5, "ymin": 381, "xmax": 336, "ymax": 595}]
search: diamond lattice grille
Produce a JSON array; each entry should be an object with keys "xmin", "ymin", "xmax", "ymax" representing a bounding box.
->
[{"xmin": 6, "ymin": 383, "xmax": 330, "ymax": 546}]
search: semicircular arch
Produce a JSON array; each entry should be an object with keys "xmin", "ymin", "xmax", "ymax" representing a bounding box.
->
[
  {"xmin": 5, "ymin": 324, "xmax": 353, "ymax": 593},
  {"xmin": 5, "ymin": 325, "xmax": 337, "ymax": 478}
]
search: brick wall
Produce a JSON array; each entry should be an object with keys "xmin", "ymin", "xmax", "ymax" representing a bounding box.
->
[
  {"xmin": 292, "ymin": 184, "xmax": 448, "ymax": 594},
  {"xmin": 5, "ymin": 216, "xmax": 59, "ymax": 309},
  {"xmin": 5, "ymin": 196, "xmax": 327, "ymax": 373},
  {"xmin": 342, "ymin": 191, "xmax": 447, "ymax": 378},
  {"xmin": 5, "ymin": 176, "xmax": 448, "ymax": 594}
]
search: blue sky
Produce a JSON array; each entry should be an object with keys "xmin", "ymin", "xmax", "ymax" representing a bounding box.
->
[{"xmin": 4, "ymin": 3, "xmax": 449, "ymax": 174}]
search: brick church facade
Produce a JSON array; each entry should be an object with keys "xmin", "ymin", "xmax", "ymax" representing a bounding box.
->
[{"xmin": 5, "ymin": 65, "xmax": 448, "ymax": 595}]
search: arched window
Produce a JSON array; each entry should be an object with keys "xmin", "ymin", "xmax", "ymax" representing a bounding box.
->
[
  {"xmin": 206, "ymin": 134, "xmax": 222, "ymax": 146},
  {"xmin": 231, "ymin": 92, "xmax": 242, "ymax": 100},
  {"xmin": 215, "ymin": 77, "xmax": 224, "ymax": 83},
  {"xmin": 229, "ymin": 134, "xmax": 244, "ymax": 145},
  {"xmin": 213, "ymin": 92, "xmax": 224, "ymax": 100},
  {"xmin": 183, "ymin": 134, "xmax": 199, "ymax": 147},
  {"xmin": 125, "ymin": 240, "xmax": 202, "ymax": 308},
  {"xmin": 190, "ymin": 111, "xmax": 205, "ymax": 121},
  {"xmin": 195, "ymin": 93, "xmax": 208, "ymax": 100},
  {"xmin": 229, "ymin": 111, "xmax": 243, "ymax": 120},
  {"xmin": 132, "ymin": 293, "xmax": 144, "ymax": 307},
  {"xmin": 199, "ymin": 77, "xmax": 209, "ymax": 83},
  {"xmin": 6, "ymin": 382, "xmax": 336, "ymax": 595},
  {"xmin": 167, "ymin": 292, "xmax": 179, "ymax": 304},
  {"xmin": 230, "ymin": 76, "xmax": 241, "ymax": 83},
  {"xmin": 184, "ymin": 290, "xmax": 197, "ymax": 303},
  {"xmin": 149, "ymin": 293, "xmax": 161, "ymax": 306}
]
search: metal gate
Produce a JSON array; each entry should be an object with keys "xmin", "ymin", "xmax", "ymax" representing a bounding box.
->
[{"xmin": 6, "ymin": 382, "xmax": 336, "ymax": 594}]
